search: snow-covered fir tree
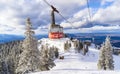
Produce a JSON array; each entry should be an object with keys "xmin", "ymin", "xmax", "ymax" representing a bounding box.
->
[
  {"xmin": 73, "ymin": 39, "xmax": 80, "ymax": 53},
  {"xmin": 104, "ymin": 36, "xmax": 114, "ymax": 70},
  {"xmin": 97, "ymin": 43, "xmax": 106, "ymax": 70},
  {"xmin": 40, "ymin": 45, "xmax": 56, "ymax": 70},
  {"xmin": 98, "ymin": 36, "xmax": 114, "ymax": 70},
  {"xmin": 0, "ymin": 40, "xmax": 22, "ymax": 74},
  {"xmin": 54, "ymin": 47, "xmax": 59, "ymax": 58},
  {"xmin": 16, "ymin": 18, "xmax": 44, "ymax": 74},
  {"xmin": 64, "ymin": 41, "xmax": 71, "ymax": 52}
]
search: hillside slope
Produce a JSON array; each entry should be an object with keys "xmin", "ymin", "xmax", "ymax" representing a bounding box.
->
[{"xmin": 31, "ymin": 38, "xmax": 120, "ymax": 74}]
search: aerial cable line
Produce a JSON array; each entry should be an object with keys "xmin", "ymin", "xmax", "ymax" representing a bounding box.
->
[
  {"xmin": 44, "ymin": 0, "xmax": 51, "ymax": 6},
  {"xmin": 43, "ymin": 0, "xmax": 75, "ymax": 29},
  {"xmin": 58, "ymin": 13, "xmax": 74, "ymax": 28},
  {"xmin": 86, "ymin": 0, "xmax": 95, "ymax": 43},
  {"xmin": 86, "ymin": 0, "xmax": 92, "ymax": 22}
]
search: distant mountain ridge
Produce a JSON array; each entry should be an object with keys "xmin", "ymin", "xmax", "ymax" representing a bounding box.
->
[
  {"xmin": 0, "ymin": 34, "xmax": 48, "ymax": 43},
  {"xmin": 0, "ymin": 34, "xmax": 24, "ymax": 43},
  {"xmin": 0, "ymin": 33, "xmax": 120, "ymax": 47},
  {"xmin": 80, "ymin": 22, "xmax": 110, "ymax": 28}
]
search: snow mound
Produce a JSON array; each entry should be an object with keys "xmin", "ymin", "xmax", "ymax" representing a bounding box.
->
[{"xmin": 38, "ymin": 38, "xmax": 71, "ymax": 52}]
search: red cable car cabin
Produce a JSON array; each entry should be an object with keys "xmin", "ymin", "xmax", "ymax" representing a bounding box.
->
[
  {"xmin": 49, "ymin": 25, "xmax": 64, "ymax": 39},
  {"xmin": 48, "ymin": 5, "xmax": 64, "ymax": 39}
]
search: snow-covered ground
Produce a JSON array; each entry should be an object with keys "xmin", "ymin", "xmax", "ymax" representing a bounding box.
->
[
  {"xmin": 31, "ymin": 38, "xmax": 120, "ymax": 74},
  {"xmin": 38, "ymin": 38, "xmax": 70, "ymax": 52}
]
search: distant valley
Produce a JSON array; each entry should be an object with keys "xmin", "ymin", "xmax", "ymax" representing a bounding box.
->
[{"xmin": 0, "ymin": 33, "xmax": 120, "ymax": 47}]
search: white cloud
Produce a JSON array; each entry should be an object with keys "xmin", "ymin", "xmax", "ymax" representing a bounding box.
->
[
  {"xmin": 101, "ymin": 0, "xmax": 114, "ymax": 6},
  {"xmin": 91, "ymin": 25, "xmax": 120, "ymax": 30},
  {"xmin": 0, "ymin": 0, "xmax": 120, "ymax": 35},
  {"xmin": 0, "ymin": 0, "xmax": 88, "ymax": 35},
  {"xmin": 60, "ymin": 21, "xmax": 87, "ymax": 28},
  {"xmin": 60, "ymin": 8, "xmax": 89, "ymax": 28},
  {"xmin": 64, "ymin": 25, "xmax": 120, "ymax": 33},
  {"xmin": 93, "ymin": 0, "xmax": 120, "ymax": 25},
  {"xmin": 0, "ymin": 0, "xmax": 46, "ymax": 35},
  {"xmin": 61, "ymin": 0, "xmax": 120, "ymax": 29}
]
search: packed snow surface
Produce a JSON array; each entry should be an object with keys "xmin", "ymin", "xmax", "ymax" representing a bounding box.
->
[
  {"xmin": 38, "ymin": 38, "xmax": 70, "ymax": 52},
  {"xmin": 31, "ymin": 38, "xmax": 120, "ymax": 74}
]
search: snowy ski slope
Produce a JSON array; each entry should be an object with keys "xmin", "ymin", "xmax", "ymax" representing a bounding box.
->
[{"xmin": 31, "ymin": 38, "xmax": 120, "ymax": 74}]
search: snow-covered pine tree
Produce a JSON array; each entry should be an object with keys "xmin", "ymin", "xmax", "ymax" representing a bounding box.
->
[
  {"xmin": 39, "ymin": 45, "xmax": 50, "ymax": 70},
  {"xmin": 54, "ymin": 47, "xmax": 59, "ymax": 58},
  {"xmin": 104, "ymin": 36, "xmax": 114, "ymax": 70},
  {"xmin": 79, "ymin": 41, "xmax": 83, "ymax": 51},
  {"xmin": 16, "ymin": 18, "xmax": 44, "ymax": 74},
  {"xmin": 64, "ymin": 41, "xmax": 71, "ymax": 52},
  {"xmin": 97, "ymin": 36, "xmax": 114, "ymax": 70},
  {"xmin": 39, "ymin": 44, "xmax": 56, "ymax": 70},
  {"xmin": 97, "ymin": 43, "xmax": 106, "ymax": 70},
  {"xmin": 47, "ymin": 47, "xmax": 56, "ymax": 68},
  {"xmin": 73, "ymin": 39, "xmax": 80, "ymax": 53}
]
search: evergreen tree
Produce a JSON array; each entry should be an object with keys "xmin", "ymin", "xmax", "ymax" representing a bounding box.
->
[
  {"xmin": 97, "ymin": 43, "xmax": 106, "ymax": 70},
  {"xmin": 97, "ymin": 36, "xmax": 114, "ymax": 70},
  {"xmin": 64, "ymin": 41, "xmax": 71, "ymax": 52},
  {"xmin": 16, "ymin": 18, "xmax": 43, "ymax": 74},
  {"xmin": 0, "ymin": 40, "xmax": 22, "ymax": 74},
  {"xmin": 79, "ymin": 41, "xmax": 83, "ymax": 50},
  {"xmin": 73, "ymin": 39, "xmax": 80, "ymax": 53},
  {"xmin": 82, "ymin": 44, "xmax": 86, "ymax": 55},
  {"xmin": 104, "ymin": 36, "xmax": 114, "ymax": 70},
  {"xmin": 54, "ymin": 47, "xmax": 59, "ymax": 58},
  {"xmin": 39, "ymin": 45, "xmax": 56, "ymax": 71}
]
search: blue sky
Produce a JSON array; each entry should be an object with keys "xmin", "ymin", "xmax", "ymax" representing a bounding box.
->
[
  {"xmin": 0, "ymin": 0, "xmax": 120, "ymax": 35},
  {"xmin": 89, "ymin": 0, "xmax": 101, "ymax": 8}
]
